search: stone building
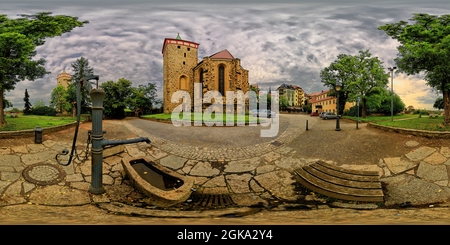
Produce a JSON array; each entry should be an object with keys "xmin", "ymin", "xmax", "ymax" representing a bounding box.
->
[
  {"xmin": 56, "ymin": 70, "xmax": 72, "ymax": 89},
  {"xmin": 162, "ymin": 34, "xmax": 250, "ymax": 114}
]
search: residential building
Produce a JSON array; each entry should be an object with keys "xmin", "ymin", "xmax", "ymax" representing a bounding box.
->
[
  {"xmin": 276, "ymin": 84, "xmax": 295, "ymax": 106},
  {"xmin": 290, "ymin": 84, "xmax": 306, "ymax": 107},
  {"xmin": 310, "ymin": 89, "xmax": 354, "ymax": 114}
]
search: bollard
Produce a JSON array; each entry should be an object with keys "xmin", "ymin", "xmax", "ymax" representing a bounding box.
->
[
  {"xmin": 34, "ymin": 126, "xmax": 43, "ymax": 144},
  {"xmin": 306, "ymin": 120, "xmax": 308, "ymax": 131}
]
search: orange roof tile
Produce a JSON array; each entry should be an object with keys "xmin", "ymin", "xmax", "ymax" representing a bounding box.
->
[{"xmin": 210, "ymin": 49, "xmax": 234, "ymax": 59}]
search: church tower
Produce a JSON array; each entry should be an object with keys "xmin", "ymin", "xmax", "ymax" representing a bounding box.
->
[
  {"xmin": 162, "ymin": 33, "xmax": 199, "ymax": 114},
  {"xmin": 57, "ymin": 70, "xmax": 72, "ymax": 89}
]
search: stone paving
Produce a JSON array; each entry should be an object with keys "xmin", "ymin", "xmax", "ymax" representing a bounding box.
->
[{"xmin": 1, "ymin": 114, "xmax": 450, "ymax": 217}]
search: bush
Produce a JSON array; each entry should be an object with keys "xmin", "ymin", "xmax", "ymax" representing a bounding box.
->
[
  {"xmin": 344, "ymin": 105, "xmax": 364, "ymax": 117},
  {"xmin": 31, "ymin": 106, "xmax": 57, "ymax": 116},
  {"xmin": 413, "ymin": 109, "xmax": 429, "ymax": 115}
]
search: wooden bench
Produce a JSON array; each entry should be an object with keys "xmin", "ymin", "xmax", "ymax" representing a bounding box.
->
[
  {"xmin": 429, "ymin": 114, "xmax": 439, "ymax": 118},
  {"xmin": 294, "ymin": 161, "xmax": 384, "ymax": 202}
]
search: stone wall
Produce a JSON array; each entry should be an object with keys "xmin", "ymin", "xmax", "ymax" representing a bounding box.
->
[{"xmin": 0, "ymin": 122, "xmax": 78, "ymax": 139}]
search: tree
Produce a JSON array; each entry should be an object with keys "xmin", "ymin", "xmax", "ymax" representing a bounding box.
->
[
  {"xmin": 23, "ymin": 89, "xmax": 32, "ymax": 114},
  {"xmin": 379, "ymin": 13, "xmax": 450, "ymax": 125},
  {"xmin": 66, "ymin": 57, "xmax": 95, "ymax": 114},
  {"xmin": 128, "ymin": 83, "xmax": 158, "ymax": 116},
  {"xmin": 50, "ymin": 85, "xmax": 70, "ymax": 113},
  {"xmin": 279, "ymin": 95, "xmax": 289, "ymax": 111},
  {"xmin": 434, "ymin": 97, "xmax": 444, "ymax": 110},
  {"xmin": 100, "ymin": 78, "xmax": 133, "ymax": 119},
  {"xmin": 320, "ymin": 50, "xmax": 389, "ymax": 117},
  {"xmin": 33, "ymin": 99, "xmax": 45, "ymax": 108},
  {"xmin": 2, "ymin": 95, "xmax": 12, "ymax": 109},
  {"xmin": 0, "ymin": 12, "xmax": 88, "ymax": 126}
]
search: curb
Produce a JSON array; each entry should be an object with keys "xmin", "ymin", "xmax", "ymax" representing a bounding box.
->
[{"xmin": 367, "ymin": 122, "xmax": 450, "ymax": 139}]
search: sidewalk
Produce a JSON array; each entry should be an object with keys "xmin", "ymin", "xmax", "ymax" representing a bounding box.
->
[{"xmin": 1, "ymin": 114, "xmax": 450, "ymax": 223}]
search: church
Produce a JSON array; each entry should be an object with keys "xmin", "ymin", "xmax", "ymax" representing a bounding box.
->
[{"xmin": 162, "ymin": 34, "xmax": 250, "ymax": 114}]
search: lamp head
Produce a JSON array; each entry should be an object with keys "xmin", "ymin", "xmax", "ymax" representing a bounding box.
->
[{"xmin": 335, "ymin": 84, "xmax": 341, "ymax": 91}]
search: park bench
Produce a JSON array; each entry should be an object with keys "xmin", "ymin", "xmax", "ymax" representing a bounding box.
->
[
  {"xmin": 429, "ymin": 114, "xmax": 439, "ymax": 118},
  {"xmin": 294, "ymin": 161, "xmax": 384, "ymax": 203},
  {"xmin": 10, "ymin": 113, "xmax": 18, "ymax": 118}
]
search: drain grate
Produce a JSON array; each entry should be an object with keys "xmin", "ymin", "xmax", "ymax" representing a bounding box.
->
[
  {"xmin": 22, "ymin": 163, "xmax": 65, "ymax": 186},
  {"xmin": 187, "ymin": 193, "xmax": 234, "ymax": 208}
]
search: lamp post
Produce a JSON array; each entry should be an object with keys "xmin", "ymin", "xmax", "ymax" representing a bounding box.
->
[
  {"xmin": 335, "ymin": 83, "xmax": 341, "ymax": 131},
  {"xmin": 388, "ymin": 67, "xmax": 397, "ymax": 122}
]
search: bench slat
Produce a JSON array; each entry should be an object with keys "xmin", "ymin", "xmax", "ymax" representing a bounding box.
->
[
  {"xmin": 311, "ymin": 164, "xmax": 380, "ymax": 182},
  {"xmin": 315, "ymin": 161, "xmax": 379, "ymax": 176}
]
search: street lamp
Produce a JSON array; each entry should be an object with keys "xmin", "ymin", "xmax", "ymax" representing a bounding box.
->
[
  {"xmin": 388, "ymin": 67, "xmax": 397, "ymax": 122},
  {"xmin": 335, "ymin": 83, "xmax": 341, "ymax": 131}
]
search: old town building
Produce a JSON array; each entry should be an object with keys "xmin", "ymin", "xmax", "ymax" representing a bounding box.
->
[{"xmin": 162, "ymin": 34, "xmax": 250, "ymax": 114}]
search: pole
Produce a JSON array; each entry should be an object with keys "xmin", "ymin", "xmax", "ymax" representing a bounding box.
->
[
  {"xmin": 335, "ymin": 92, "xmax": 340, "ymax": 131},
  {"xmin": 89, "ymin": 88, "xmax": 106, "ymax": 194},
  {"xmin": 389, "ymin": 67, "xmax": 396, "ymax": 122}
]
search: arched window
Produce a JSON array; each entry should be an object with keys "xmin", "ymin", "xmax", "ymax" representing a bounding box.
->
[
  {"xmin": 218, "ymin": 65, "xmax": 225, "ymax": 96},
  {"xmin": 180, "ymin": 75, "xmax": 188, "ymax": 90}
]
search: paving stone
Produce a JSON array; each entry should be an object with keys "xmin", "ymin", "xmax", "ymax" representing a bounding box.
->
[
  {"xmin": 274, "ymin": 156, "xmax": 306, "ymax": 172},
  {"xmin": 42, "ymin": 140, "xmax": 57, "ymax": 148},
  {"xmin": 0, "ymin": 180, "xmax": 12, "ymax": 193},
  {"xmin": 383, "ymin": 157, "xmax": 418, "ymax": 175},
  {"xmin": 146, "ymin": 146, "xmax": 168, "ymax": 160},
  {"xmin": 404, "ymin": 140, "xmax": 420, "ymax": 147},
  {"xmin": 230, "ymin": 193, "xmax": 268, "ymax": 206},
  {"xmin": 253, "ymin": 170, "xmax": 297, "ymax": 201},
  {"xmin": 249, "ymin": 179, "xmax": 265, "ymax": 192},
  {"xmin": 339, "ymin": 164, "xmax": 383, "ymax": 176},
  {"xmin": 226, "ymin": 174, "xmax": 253, "ymax": 194},
  {"xmin": 0, "ymin": 182, "xmax": 26, "ymax": 206},
  {"xmin": 0, "ymin": 155, "xmax": 22, "ymax": 169},
  {"xmin": 224, "ymin": 158, "xmax": 260, "ymax": 173},
  {"xmin": 26, "ymin": 144, "xmax": 46, "ymax": 153},
  {"xmin": 0, "ymin": 172, "xmax": 20, "ymax": 182},
  {"xmin": 22, "ymin": 182, "xmax": 35, "ymax": 194},
  {"xmin": 416, "ymin": 162, "xmax": 448, "ymax": 182},
  {"xmin": 261, "ymin": 152, "xmax": 281, "ymax": 162},
  {"xmin": 440, "ymin": 146, "xmax": 450, "ymax": 158},
  {"xmin": 69, "ymin": 182, "xmax": 91, "ymax": 191},
  {"xmin": 159, "ymin": 155, "xmax": 187, "ymax": 169},
  {"xmin": 382, "ymin": 174, "xmax": 450, "ymax": 207},
  {"xmin": 65, "ymin": 173, "xmax": 85, "ymax": 182},
  {"xmin": 29, "ymin": 185, "xmax": 91, "ymax": 205},
  {"xmin": 405, "ymin": 146, "xmax": 437, "ymax": 162},
  {"xmin": 330, "ymin": 202, "xmax": 379, "ymax": 210},
  {"xmin": 0, "ymin": 147, "xmax": 11, "ymax": 155},
  {"xmin": 124, "ymin": 144, "xmax": 146, "ymax": 157},
  {"xmin": 256, "ymin": 165, "xmax": 278, "ymax": 175},
  {"xmin": 181, "ymin": 160, "xmax": 197, "ymax": 174},
  {"xmin": 202, "ymin": 176, "xmax": 226, "ymax": 187},
  {"xmin": 21, "ymin": 151, "xmax": 58, "ymax": 166},
  {"xmin": 189, "ymin": 161, "xmax": 220, "ymax": 176},
  {"xmin": 423, "ymin": 151, "xmax": 448, "ymax": 165},
  {"xmin": 11, "ymin": 145, "xmax": 28, "ymax": 154}
]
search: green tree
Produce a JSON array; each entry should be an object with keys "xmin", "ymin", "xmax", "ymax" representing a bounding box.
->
[
  {"xmin": 100, "ymin": 78, "xmax": 133, "ymax": 119},
  {"xmin": 50, "ymin": 85, "xmax": 70, "ymax": 113},
  {"xmin": 23, "ymin": 89, "xmax": 32, "ymax": 114},
  {"xmin": 320, "ymin": 50, "xmax": 389, "ymax": 117},
  {"xmin": 379, "ymin": 13, "xmax": 450, "ymax": 125},
  {"xmin": 33, "ymin": 99, "xmax": 45, "ymax": 108},
  {"xmin": 128, "ymin": 83, "xmax": 158, "ymax": 115},
  {"xmin": 434, "ymin": 97, "xmax": 444, "ymax": 110},
  {"xmin": 66, "ymin": 57, "xmax": 95, "ymax": 114},
  {"xmin": 2, "ymin": 95, "xmax": 12, "ymax": 109},
  {"xmin": 0, "ymin": 12, "xmax": 88, "ymax": 126},
  {"xmin": 279, "ymin": 95, "xmax": 289, "ymax": 110}
]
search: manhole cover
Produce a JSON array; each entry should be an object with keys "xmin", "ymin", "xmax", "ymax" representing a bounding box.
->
[{"xmin": 22, "ymin": 163, "xmax": 66, "ymax": 185}]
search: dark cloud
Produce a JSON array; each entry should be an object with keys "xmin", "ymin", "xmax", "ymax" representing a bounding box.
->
[{"xmin": 2, "ymin": 0, "xmax": 447, "ymax": 110}]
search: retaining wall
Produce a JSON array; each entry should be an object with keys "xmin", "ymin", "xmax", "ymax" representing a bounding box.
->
[
  {"xmin": 0, "ymin": 122, "xmax": 78, "ymax": 139},
  {"xmin": 368, "ymin": 122, "xmax": 450, "ymax": 139}
]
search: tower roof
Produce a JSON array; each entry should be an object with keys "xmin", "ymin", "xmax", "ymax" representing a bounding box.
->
[
  {"xmin": 162, "ymin": 34, "xmax": 199, "ymax": 55},
  {"xmin": 176, "ymin": 33, "xmax": 182, "ymax": 40},
  {"xmin": 209, "ymin": 49, "xmax": 234, "ymax": 59}
]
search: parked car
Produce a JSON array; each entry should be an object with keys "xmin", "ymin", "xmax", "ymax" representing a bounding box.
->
[
  {"xmin": 310, "ymin": 112, "xmax": 319, "ymax": 116},
  {"xmin": 319, "ymin": 111, "xmax": 326, "ymax": 118},
  {"xmin": 252, "ymin": 109, "xmax": 276, "ymax": 118},
  {"xmin": 322, "ymin": 112, "xmax": 341, "ymax": 120}
]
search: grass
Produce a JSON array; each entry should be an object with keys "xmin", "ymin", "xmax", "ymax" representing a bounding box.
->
[
  {"xmin": 344, "ymin": 114, "xmax": 450, "ymax": 132},
  {"xmin": 141, "ymin": 112, "xmax": 262, "ymax": 124},
  {"xmin": 1, "ymin": 115, "xmax": 77, "ymax": 131}
]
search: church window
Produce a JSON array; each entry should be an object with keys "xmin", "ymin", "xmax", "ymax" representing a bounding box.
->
[
  {"xmin": 218, "ymin": 65, "xmax": 225, "ymax": 96},
  {"xmin": 180, "ymin": 75, "xmax": 188, "ymax": 90}
]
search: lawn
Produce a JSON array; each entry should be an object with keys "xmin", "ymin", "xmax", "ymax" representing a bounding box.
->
[
  {"xmin": 141, "ymin": 112, "xmax": 262, "ymax": 124},
  {"xmin": 344, "ymin": 114, "xmax": 450, "ymax": 132},
  {"xmin": 1, "ymin": 115, "xmax": 77, "ymax": 131}
]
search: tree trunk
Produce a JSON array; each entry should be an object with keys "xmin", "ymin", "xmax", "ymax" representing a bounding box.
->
[
  {"xmin": 361, "ymin": 97, "xmax": 367, "ymax": 118},
  {"xmin": 443, "ymin": 89, "xmax": 450, "ymax": 126},
  {"xmin": 0, "ymin": 88, "xmax": 6, "ymax": 126}
]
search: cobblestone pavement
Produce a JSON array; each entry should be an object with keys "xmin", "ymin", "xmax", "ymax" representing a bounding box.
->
[{"xmin": 1, "ymin": 114, "xmax": 450, "ymax": 224}]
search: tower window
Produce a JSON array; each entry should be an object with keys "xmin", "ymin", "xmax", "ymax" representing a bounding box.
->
[
  {"xmin": 187, "ymin": 48, "xmax": 190, "ymax": 51},
  {"xmin": 219, "ymin": 65, "xmax": 225, "ymax": 96},
  {"xmin": 183, "ymin": 61, "xmax": 185, "ymax": 65},
  {"xmin": 178, "ymin": 46, "xmax": 180, "ymax": 49},
  {"xmin": 184, "ymin": 53, "xmax": 186, "ymax": 57}
]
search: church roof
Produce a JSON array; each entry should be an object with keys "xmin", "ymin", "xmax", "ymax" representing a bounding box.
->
[{"xmin": 209, "ymin": 49, "xmax": 234, "ymax": 59}]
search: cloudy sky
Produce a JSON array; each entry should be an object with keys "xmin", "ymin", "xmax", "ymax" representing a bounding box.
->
[{"xmin": 3, "ymin": 0, "xmax": 449, "ymax": 110}]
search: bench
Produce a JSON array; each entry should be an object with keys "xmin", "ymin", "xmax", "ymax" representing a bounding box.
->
[
  {"xmin": 429, "ymin": 114, "xmax": 439, "ymax": 118},
  {"xmin": 10, "ymin": 113, "xmax": 18, "ymax": 118},
  {"xmin": 294, "ymin": 161, "xmax": 384, "ymax": 202}
]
